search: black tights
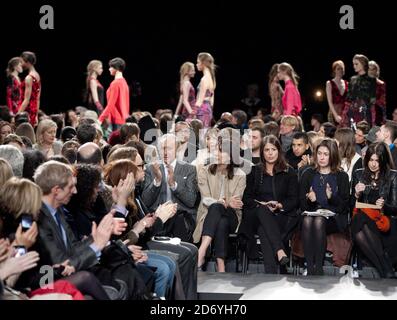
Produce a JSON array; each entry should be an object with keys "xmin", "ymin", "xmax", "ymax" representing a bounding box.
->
[
  {"xmin": 302, "ymin": 216, "xmax": 327, "ymax": 275},
  {"xmin": 65, "ymin": 271, "xmax": 110, "ymax": 300},
  {"xmin": 353, "ymin": 224, "xmax": 393, "ymax": 277}
]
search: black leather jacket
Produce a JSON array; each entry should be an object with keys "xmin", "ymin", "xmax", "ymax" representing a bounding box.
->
[{"xmin": 351, "ymin": 168, "xmax": 397, "ymax": 217}]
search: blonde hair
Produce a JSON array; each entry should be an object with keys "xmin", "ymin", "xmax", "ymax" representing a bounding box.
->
[
  {"xmin": 369, "ymin": 60, "xmax": 380, "ymax": 78},
  {"xmin": 0, "ymin": 177, "xmax": 42, "ymax": 219},
  {"xmin": 33, "ymin": 161, "xmax": 73, "ymax": 195},
  {"xmin": 180, "ymin": 62, "xmax": 194, "ymax": 87},
  {"xmin": 0, "ymin": 158, "xmax": 13, "ymax": 185},
  {"xmin": 278, "ymin": 62, "xmax": 300, "ymax": 86},
  {"xmin": 281, "ymin": 115, "xmax": 299, "ymax": 128},
  {"xmin": 6, "ymin": 57, "xmax": 23, "ymax": 77},
  {"xmin": 332, "ymin": 60, "xmax": 345, "ymax": 77},
  {"xmin": 198, "ymin": 52, "xmax": 217, "ymax": 89},
  {"xmin": 36, "ymin": 119, "xmax": 57, "ymax": 146},
  {"xmin": 87, "ymin": 60, "xmax": 102, "ymax": 77}
]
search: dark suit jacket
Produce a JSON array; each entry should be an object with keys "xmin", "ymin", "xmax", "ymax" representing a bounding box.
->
[
  {"xmin": 37, "ymin": 203, "xmax": 99, "ymax": 271},
  {"xmin": 141, "ymin": 160, "xmax": 199, "ymax": 218}
]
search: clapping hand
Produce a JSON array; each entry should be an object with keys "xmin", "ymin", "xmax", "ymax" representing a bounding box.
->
[
  {"xmin": 0, "ymin": 251, "xmax": 40, "ymax": 281},
  {"xmin": 92, "ymin": 210, "xmax": 115, "ymax": 250},
  {"xmin": 298, "ymin": 155, "xmax": 310, "ymax": 169},
  {"xmin": 153, "ymin": 161, "xmax": 163, "ymax": 183},
  {"xmin": 326, "ymin": 183, "xmax": 333, "ymax": 200},
  {"xmin": 112, "ymin": 173, "xmax": 135, "ymax": 206},
  {"xmin": 155, "ymin": 201, "xmax": 178, "ymax": 223},
  {"xmin": 307, "ymin": 187, "xmax": 317, "ymax": 203}
]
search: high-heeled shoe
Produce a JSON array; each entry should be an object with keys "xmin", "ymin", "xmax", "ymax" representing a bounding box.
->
[
  {"xmin": 279, "ymin": 256, "xmax": 290, "ymax": 266},
  {"xmin": 197, "ymin": 257, "xmax": 209, "ymax": 271}
]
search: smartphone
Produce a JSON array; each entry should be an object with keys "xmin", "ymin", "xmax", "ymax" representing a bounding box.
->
[
  {"xmin": 21, "ymin": 214, "xmax": 33, "ymax": 232},
  {"xmin": 14, "ymin": 246, "xmax": 27, "ymax": 258},
  {"xmin": 154, "ymin": 236, "xmax": 171, "ymax": 241}
]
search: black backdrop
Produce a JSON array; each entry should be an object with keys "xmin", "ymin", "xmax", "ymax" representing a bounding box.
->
[{"xmin": 0, "ymin": 0, "xmax": 395, "ymax": 123}]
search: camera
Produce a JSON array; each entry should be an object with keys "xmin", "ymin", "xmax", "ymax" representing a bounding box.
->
[
  {"xmin": 21, "ymin": 214, "xmax": 33, "ymax": 232},
  {"xmin": 14, "ymin": 246, "xmax": 27, "ymax": 257}
]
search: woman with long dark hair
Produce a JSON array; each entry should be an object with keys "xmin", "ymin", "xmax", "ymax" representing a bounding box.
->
[
  {"xmin": 299, "ymin": 138, "xmax": 350, "ymax": 275},
  {"xmin": 194, "ymin": 136, "xmax": 246, "ymax": 272},
  {"xmin": 351, "ymin": 142, "xmax": 397, "ymax": 278},
  {"xmin": 334, "ymin": 127, "xmax": 362, "ymax": 182},
  {"xmin": 240, "ymin": 135, "xmax": 299, "ymax": 273},
  {"xmin": 19, "ymin": 52, "xmax": 41, "ymax": 126}
]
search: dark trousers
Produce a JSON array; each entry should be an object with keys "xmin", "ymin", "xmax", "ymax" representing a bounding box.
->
[
  {"xmin": 239, "ymin": 206, "xmax": 295, "ymax": 273},
  {"xmin": 202, "ymin": 203, "xmax": 238, "ymax": 259},
  {"xmin": 164, "ymin": 210, "xmax": 195, "ymax": 243},
  {"xmin": 147, "ymin": 240, "xmax": 198, "ymax": 300}
]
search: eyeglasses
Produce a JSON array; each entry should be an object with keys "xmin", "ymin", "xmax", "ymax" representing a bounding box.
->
[{"xmin": 136, "ymin": 164, "xmax": 145, "ymax": 169}]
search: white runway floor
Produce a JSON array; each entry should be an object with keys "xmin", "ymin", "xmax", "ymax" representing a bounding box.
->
[{"xmin": 198, "ymin": 271, "xmax": 397, "ymax": 300}]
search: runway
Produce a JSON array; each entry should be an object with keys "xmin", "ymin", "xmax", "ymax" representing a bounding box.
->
[{"xmin": 197, "ymin": 271, "xmax": 397, "ymax": 300}]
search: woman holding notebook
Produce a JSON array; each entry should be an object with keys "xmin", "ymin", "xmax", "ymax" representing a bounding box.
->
[
  {"xmin": 351, "ymin": 142, "xmax": 397, "ymax": 278},
  {"xmin": 299, "ymin": 138, "xmax": 350, "ymax": 275}
]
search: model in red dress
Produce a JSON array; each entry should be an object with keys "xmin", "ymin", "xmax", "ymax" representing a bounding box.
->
[
  {"xmin": 6, "ymin": 57, "xmax": 23, "ymax": 115},
  {"xmin": 19, "ymin": 52, "xmax": 41, "ymax": 126}
]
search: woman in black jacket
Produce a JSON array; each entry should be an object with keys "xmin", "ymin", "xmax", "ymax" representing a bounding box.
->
[
  {"xmin": 351, "ymin": 142, "xmax": 397, "ymax": 278},
  {"xmin": 240, "ymin": 135, "xmax": 299, "ymax": 273},
  {"xmin": 299, "ymin": 138, "xmax": 350, "ymax": 275}
]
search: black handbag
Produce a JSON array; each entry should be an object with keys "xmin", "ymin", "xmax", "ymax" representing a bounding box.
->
[{"xmin": 100, "ymin": 240, "xmax": 135, "ymax": 269}]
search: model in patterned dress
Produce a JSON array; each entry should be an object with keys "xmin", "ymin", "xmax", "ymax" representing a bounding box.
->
[
  {"xmin": 341, "ymin": 54, "xmax": 376, "ymax": 129},
  {"xmin": 175, "ymin": 62, "xmax": 196, "ymax": 123},
  {"xmin": 5, "ymin": 57, "xmax": 23, "ymax": 115},
  {"xmin": 195, "ymin": 53, "xmax": 216, "ymax": 129},
  {"xmin": 19, "ymin": 51, "xmax": 41, "ymax": 127}
]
